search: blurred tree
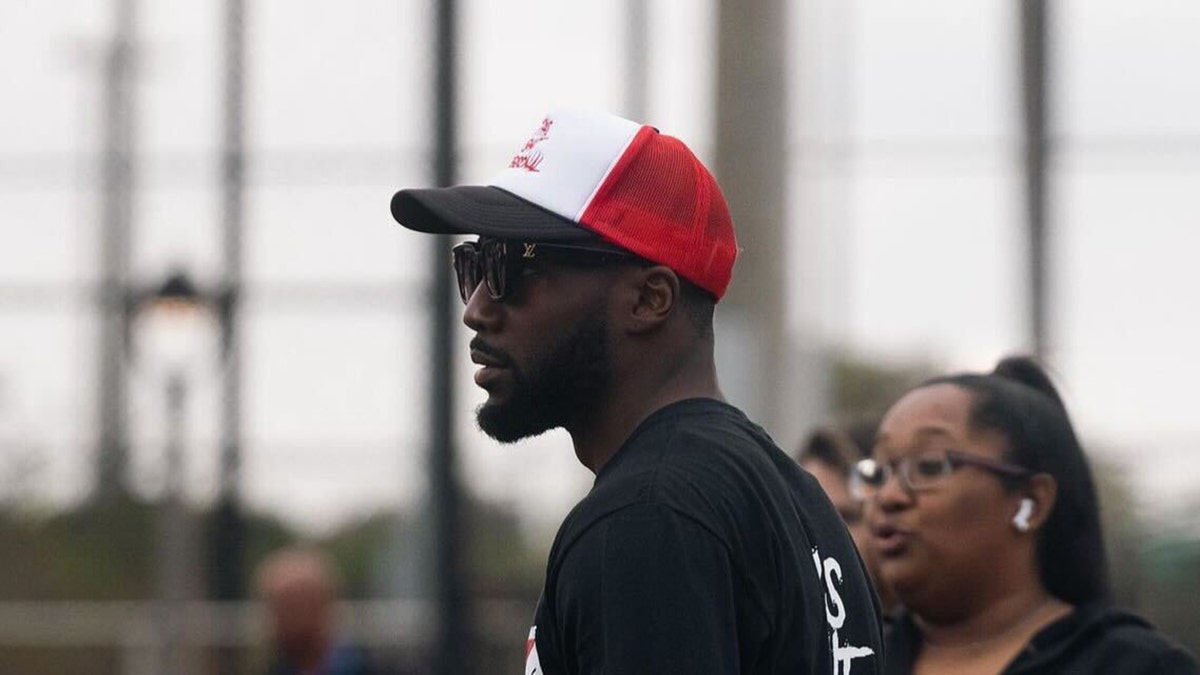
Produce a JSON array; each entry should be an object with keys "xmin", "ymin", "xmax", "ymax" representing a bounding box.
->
[
  {"xmin": 344, "ymin": 499, "xmax": 545, "ymax": 602},
  {"xmin": 1139, "ymin": 492, "xmax": 1200, "ymax": 657},
  {"xmin": 322, "ymin": 512, "xmax": 397, "ymax": 599},
  {"xmin": 0, "ymin": 498, "xmax": 299, "ymax": 673},
  {"xmin": 1140, "ymin": 533, "xmax": 1200, "ymax": 656},
  {"xmin": 462, "ymin": 496, "xmax": 544, "ymax": 600},
  {"xmin": 827, "ymin": 353, "xmax": 937, "ymax": 429},
  {"xmin": 0, "ymin": 496, "xmax": 298, "ymax": 601},
  {"xmin": 1088, "ymin": 453, "xmax": 1147, "ymax": 609},
  {"xmin": 338, "ymin": 496, "xmax": 546, "ymax": 672},
  {"xmin": 0, "ymin": 495, "xmax": 156, "ymax": 600}
]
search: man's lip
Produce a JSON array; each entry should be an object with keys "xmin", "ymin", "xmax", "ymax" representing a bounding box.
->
[
  {"xmin": 470, "ymin": 349, "xmax": 505, "ymax": 368},
  {"xmin": 468, "ymin": 338, "xmax": 510, "ymax": 369},
  {"xmin": 469, "ymin": 339, "xmax": 510, "ymax": 389},
  {"xmin": 473, "ymin": 364, "xmax": 505, "ymax": 388}
]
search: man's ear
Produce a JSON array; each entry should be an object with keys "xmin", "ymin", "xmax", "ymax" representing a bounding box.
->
[{"xmin": 625, "ymin": 265, "xmax": 679, "ymax": 335}]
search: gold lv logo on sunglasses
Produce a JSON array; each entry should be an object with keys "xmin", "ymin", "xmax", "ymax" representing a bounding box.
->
[{"xmin": 523, "ymin": 243, "xmax": 537, "ymax": 259}]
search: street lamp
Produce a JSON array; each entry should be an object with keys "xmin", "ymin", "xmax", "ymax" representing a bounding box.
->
[
  {"xmin": 132, "ymin": 269, "xmax": 215, "ymax": 675},
  {"xmin": 131, "ymin": 269, "xmax": 243, "ymax": 614}
]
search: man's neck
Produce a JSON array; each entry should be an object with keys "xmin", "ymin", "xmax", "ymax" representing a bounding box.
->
[{"xmin": 569, "ymin": 344, "xmax": 722, "ymax": 473}]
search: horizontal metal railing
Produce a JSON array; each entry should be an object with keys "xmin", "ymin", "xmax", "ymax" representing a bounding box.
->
[{"xmin": 0, "ymin": 598, "xmax": 529, "ymax": 674}]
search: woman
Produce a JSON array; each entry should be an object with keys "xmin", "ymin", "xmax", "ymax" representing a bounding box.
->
[{"xmin": 853, "ymin": 356, "xmax": 1197, "ymax": 674}]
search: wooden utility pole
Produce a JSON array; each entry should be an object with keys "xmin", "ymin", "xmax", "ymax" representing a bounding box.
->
[
  {"xmin": 625, "ymin": 0, "xmax": 649, "ymax": 122},
  {"xmin": 714, "ymin": 0, "xmax": 791, "ymax": 435},
  {"xmin": 1021, "ymin": 0, "xmax": 1051, "ymax": 359},
  {"xmin": 95, "ymin": 0, "xmax": 136, "ymax": 502},
  {"xmin": 429, "ymin": 0, "xmax": 468, "ymax": 673},
  {"xmin": 211, "ymin": 1, "xmax": 247, "ymax": 673}
]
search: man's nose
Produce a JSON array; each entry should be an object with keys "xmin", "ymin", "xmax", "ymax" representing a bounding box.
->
[{"xmin": 462, "ymin": 282, "xmax": 501, "ymax": 332}]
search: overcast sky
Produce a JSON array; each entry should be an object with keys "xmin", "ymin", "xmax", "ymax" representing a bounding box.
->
[{"xmin": 1, "ymin": 0, "xmax": 1198, "ymax": 535}]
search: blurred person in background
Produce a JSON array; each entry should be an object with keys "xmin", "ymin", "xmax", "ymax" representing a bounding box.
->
[
  {"xmin": 256, "ymin": 547, "xmax": 371, "ymax": 675},
  {"xmin": 797, "ymin": 424, "xmax": 897, "ymax": 616},
  {"xmin": 390, "ymin": 109, "xmax": 883, "ymax": 673},
  {"xmin": 854, "ymin": 356, "xmax": 1198, "ymax": 674}
]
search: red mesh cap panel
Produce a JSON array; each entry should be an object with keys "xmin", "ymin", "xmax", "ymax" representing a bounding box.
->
[{"xmin": 580, "ymin": 128, "xmax": 737, "ymax": 299}]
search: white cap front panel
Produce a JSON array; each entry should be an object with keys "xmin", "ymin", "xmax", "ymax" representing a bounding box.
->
[{"xmin": 489, "ymin": 109, "xmax": 643, "ymax": 223}]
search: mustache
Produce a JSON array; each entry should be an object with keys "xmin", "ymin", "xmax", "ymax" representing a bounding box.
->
[{"xmin": 469, "ymin": 337, "xmax": 512, "ymax": 367}]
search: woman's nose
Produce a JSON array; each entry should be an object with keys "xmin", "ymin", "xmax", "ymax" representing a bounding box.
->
[{"xmin": 874, "ymin": 468, "xmax": 914, "ymax": 511}]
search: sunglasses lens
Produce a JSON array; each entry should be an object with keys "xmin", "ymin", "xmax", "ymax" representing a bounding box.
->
[
  {"xmin": 451, "ymin": 239, "xmax": 523, "ymax": 304},
  {"xmin": 482, "ymin": 239, "xmax": 508, "ymax": 300},
  {"xmin": 451, "ymin": 243, "xmax": 480, "ymax": 304}
]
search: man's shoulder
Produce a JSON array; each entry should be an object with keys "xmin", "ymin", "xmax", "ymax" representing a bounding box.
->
[
  {"xmin": 629, "ymin": 397, "xmax": 786, "ymax": 473},
  {"xmin": 609, "ymin": 399, "xmax": 791, "ymax": 500},
  {"xmin": 548, "ymin": 399, "xmax": 814, "ymax": 571}
]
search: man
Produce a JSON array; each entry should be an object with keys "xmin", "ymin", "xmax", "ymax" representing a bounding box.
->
[
  {"xmin": 797, "ymin": 424, "xmax": 896, "ymax": 615},
  {"xmin": 390, "ymin": 110, "xmax": 882, "ymax": 674},
  {"xmin": 255, "ymin": 547, "xmax": 370, "ymax": 675}
]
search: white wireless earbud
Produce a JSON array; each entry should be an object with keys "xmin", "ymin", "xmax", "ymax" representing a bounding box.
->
[{"xmin": 1013, "ymin": 498, "xmax": 1034, "ymax": 532}]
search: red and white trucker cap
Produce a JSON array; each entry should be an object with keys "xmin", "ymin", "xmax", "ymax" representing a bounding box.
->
[{"xmin": 390, "ymin": 109, "xmax": 738, "ymax": 300}]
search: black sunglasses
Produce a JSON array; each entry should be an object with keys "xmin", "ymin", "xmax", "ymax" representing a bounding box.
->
[{"xmin": 450, "ymin": 238, "xmax": 637, "ymax": 304}]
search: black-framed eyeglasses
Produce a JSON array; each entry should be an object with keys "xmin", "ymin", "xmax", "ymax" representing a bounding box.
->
[
  {"xmin": 850, "ymin": 449, "xmax": 1032, "ymax": 499},
  {"xmin": 450, "ymin": 237, "xmax": 636, "ymax": 304}
]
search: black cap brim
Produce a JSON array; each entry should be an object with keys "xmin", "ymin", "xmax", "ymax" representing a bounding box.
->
[{"xmin": 390, "ymin": 185, "xmax": 597, "ymax": 243}]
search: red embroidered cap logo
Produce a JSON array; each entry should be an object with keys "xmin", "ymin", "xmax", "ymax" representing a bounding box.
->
[{"xmin": 509, "ymin": 117, "xmax": 554, "ymax": 173}]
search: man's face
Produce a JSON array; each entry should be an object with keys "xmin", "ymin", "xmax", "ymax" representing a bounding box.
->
[
  {"xmin": 472, "ymin": 305, "xmax": 609, "ymax": 442},
  {"xmin": 462, "ymin": 241, "xmax": 620, "ymax": 442}
]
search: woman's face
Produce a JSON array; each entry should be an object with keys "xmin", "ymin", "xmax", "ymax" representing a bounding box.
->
[{"xmin": 864, "ymin": 384, "xmax": 1026, "ymax": 610}]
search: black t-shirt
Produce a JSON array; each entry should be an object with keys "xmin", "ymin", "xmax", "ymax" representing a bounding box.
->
[{"xmin": 525, "ymin": 398, "xmax": 884, "ymax": 674}]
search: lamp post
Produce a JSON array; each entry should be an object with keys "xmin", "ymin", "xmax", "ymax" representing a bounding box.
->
[
  {"xmin": 132, "ymin": 270, "xmax": 215, "ymax": 675},
  {"xmin": 135, "ymin": 270, "xmax": 243, "ymax": 670},
  {"xmin": 159, "ymin": 368, "xmax": 187, "ymax": 674}
]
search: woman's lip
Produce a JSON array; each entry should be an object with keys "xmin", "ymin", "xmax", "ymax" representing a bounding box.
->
[
  {"xmin": 872, "ymin": 524, "xmax": 912, "ymax": 556},
  {"xmin": 875, "ymin": 532, "xmax": 909, "ymax": 556}
]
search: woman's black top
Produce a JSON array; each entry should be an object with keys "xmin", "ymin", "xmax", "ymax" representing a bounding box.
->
[{"xmin": 883, "ymin": 603, "xmax": 1198, "ymax": 674}]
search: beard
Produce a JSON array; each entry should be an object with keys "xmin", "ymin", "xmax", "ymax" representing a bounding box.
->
[{"xmin": 476, "ymin": 306, "xmax": 610, "ymax": 443}]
